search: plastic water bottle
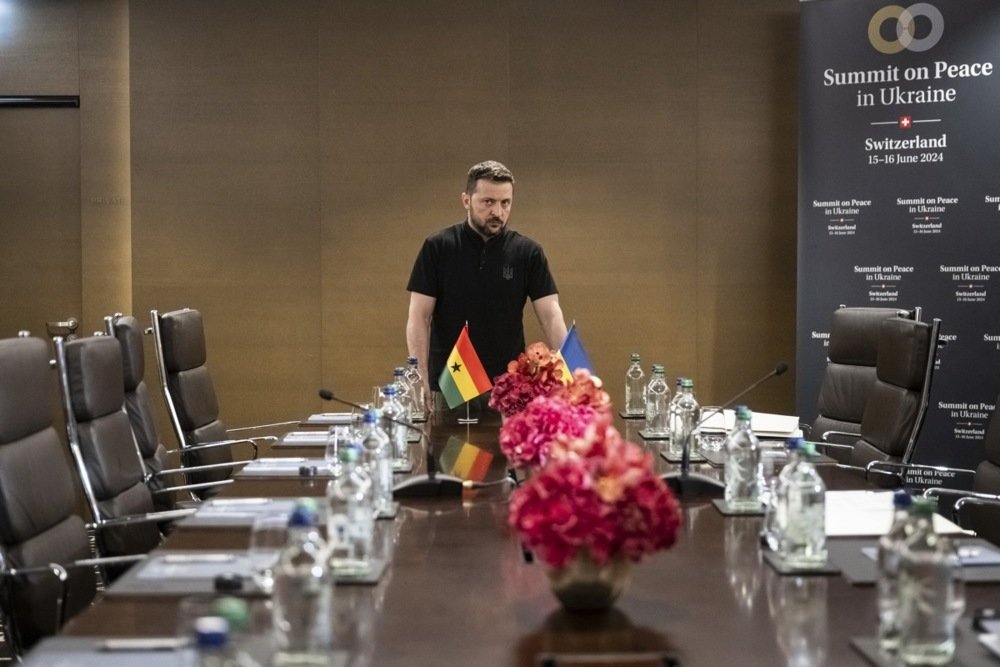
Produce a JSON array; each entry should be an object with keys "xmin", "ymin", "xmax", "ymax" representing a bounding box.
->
[
  {"xmin": 359, "ymin": 409, "xmax": 394, "ymax": 517},
  {"xmin": 326, "ymin": 445, "xmax": 374, "ymax": 575},
  {"xmin": 624, "ymin": 353, "xmax": 645, "ymax": 416},
  {"xmin": 877, "ymin": 490, "xmax": 915, "ymax": 652},
  {"xmin": 665, "ymin": 377, "xmax": 683, "ymax": 455},
  {"xmin": 644, "ymin": 364, "xmax": 670, "ymax": 435},
  {"xmin": 669, "ymin": 378, "xmax": 700, "ymax": 459},
  {"xmin": 776, "ymin": 438, "xmax": 827, "ymax": 567},
  {"xmin": 724, "ymin": 405, "xmax": 760, "ymax": 510},
  {"xmin": 193, "ymin": 616, "xmax": 238, "ymax": 667},
  {"xmin": 391, "ymin": 367, "xmax": 413, "ymax": 420},
  {"xmin": 898, "ymin": 497, "xmax": 965, "ymax": 666},
  {"xmin": 404, "ymin": 356, "xmax": 426, "ymax": 421},
  {"xmin": 380, "ymin": 384, "xmax": 409, "ymax": 464},
  {"xmin": 271, "ymin": 498, "xmax": 333, "ymax": 662}
]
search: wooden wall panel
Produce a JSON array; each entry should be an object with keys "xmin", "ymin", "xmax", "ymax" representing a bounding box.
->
[
  {"xmin": 696, "ymin": 0, "xmax": 798, "ymax": 412},
  {"xmin": 129, "ymin": 0, "xmax": 322, "ymax": 428},
  {"xmin": 0, "ymin": 1, "xmax": 81, "ymax": 338}
]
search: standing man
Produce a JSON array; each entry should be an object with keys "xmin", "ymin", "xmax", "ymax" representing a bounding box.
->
[{"xmin": 406, "ymin": 160, "xmax": 568, "ymax": 416}]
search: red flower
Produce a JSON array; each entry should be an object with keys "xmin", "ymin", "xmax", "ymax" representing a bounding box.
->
[
  {"xmin": 508, "ymin": 415, "xmax": 682, "ymax": 569},
  {"xmin": 489, "ymin": 343, "xmax": 567, "ymax": 418},
  {"xmin": 499, "ymin": 396, "xmax": 595, "ymax": 470}
]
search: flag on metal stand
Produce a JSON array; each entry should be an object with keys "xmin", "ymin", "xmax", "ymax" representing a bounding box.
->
[{"xmin": 438, "ymin": 324, "xmax": 493, "ymax": 409}]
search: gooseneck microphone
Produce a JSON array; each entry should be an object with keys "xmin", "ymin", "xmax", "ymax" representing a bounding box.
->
[
  {"xmin": 319, "ymin": 389, "xmax": 501, "ymax": 498},
  {"xmin": 661, "ymin": 362, "xmax": 789, "ymax": 500}
]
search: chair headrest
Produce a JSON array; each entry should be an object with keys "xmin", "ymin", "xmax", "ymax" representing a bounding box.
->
[
  {"xmin": 0, "ymin": 337, "xmax": 54, "ymax": 443},
  {"xmin": 876, "ymin": 317, "xmax": 932, "ymax": 391},
  {"xmin": 160, "ymin": 309, "xmax": 207, "ymax": 372},
  {"xmin": 66, "ymin": 336, "xmax": 126, "ymax": 421},
  {"xmin": 112, "ymin": 315, "xmax": 145, "ymax": 392},
  {"xmin": 828, "ymin": 307, "xmax": 907, "ymax": 366}
]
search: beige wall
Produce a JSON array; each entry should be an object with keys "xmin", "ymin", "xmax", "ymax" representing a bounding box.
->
[{"xmin": 0, "ymin": 0, "xmax": 799, "ymax": 435}]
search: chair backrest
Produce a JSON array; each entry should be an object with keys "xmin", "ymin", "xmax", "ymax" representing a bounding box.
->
[
  {"xmin": 811, "ymin": 307, "xmax": 911, "ymax": 452},
  {"xmin": 968, "ymin": 391, "xmax": 1000, "ymax": 545},
  {"xmin": 150, "ymin": 308, "xmax": 233, "ymax": 489},
  {"xmin": 55, "ymin": 335, "xmax": 162, "ymax": 559},
  {"xmin": 849, "ymin": 316, "xmax": 940, "ymax": 471},
  {"xmin": 107, "ymin": 314, "xmax": 176, "ymax": 511},
  {"xmin": 0, "ymin": 336, "xmax": 96, "ymax": 651}
]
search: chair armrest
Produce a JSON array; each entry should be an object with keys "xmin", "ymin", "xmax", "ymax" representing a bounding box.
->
[
  {"xmin": 227, "ymin": 421, "xmax": 298, "ymax": 433},
  {"xmin": 4, "ymin": 553, "xmax": 146, "ymax": 578},
  {"xmin": 953, "ymin": 493, "xmax": 1000, "ymax": 514},
  {"xmin": 182, "ymin": 437, "xmax": 264, "ymax": 461},
  {"xmin": 89, "ymin": 508, "xmax": 196, "ymax": 530},
  {"xmin": 810, "ymin": 440, "xmax": 854, "ymax": 451},
  {"xmin": 820, "ymin": 429, "xmax": 860, "ymax": 442},
  {"xmin": 149, "ymin": 478, "xmax": 234, "ymax": 496}
]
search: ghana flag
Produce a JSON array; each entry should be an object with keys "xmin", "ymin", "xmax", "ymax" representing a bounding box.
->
[{"xmin": 438, "ymin": 324, "xmax": 493, "ymax": 409}]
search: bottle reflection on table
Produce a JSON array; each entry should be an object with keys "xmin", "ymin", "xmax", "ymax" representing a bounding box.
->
[
  {"xmin": 725, "ymin": 517, "xmax": 764, "ymax": 614},
  {"xmin": 767, "ymin": 574, "xmax": 828, "ymax": 667}
]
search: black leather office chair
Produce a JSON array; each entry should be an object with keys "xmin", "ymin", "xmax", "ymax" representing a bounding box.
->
[
  {"xmin": 0, "ymin": 336, "xmax": 106, "ymax": 653},
  {"xmin": 54, "ymin": 335, "xmax": 195, "ymax": 571},
  {"xmin": 807, "ymin": 306, "xmax": 912, "ymax": 464},
  {"xmin": 885, "ymin": 391, "xmax": 1000, "ymax": 546},
  {"xmin": 848, "ymin": 316, "xmax": 941, "ymax": 482},
  {"xmin": 107, "ymin": 313, "xmax": 239, "ymax": 506},
  {"xmin": 149, "ymin": 308, "xmax": 273, "ymax": 497}
]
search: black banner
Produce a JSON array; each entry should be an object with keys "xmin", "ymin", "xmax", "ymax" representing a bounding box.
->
[{"xmin": 797, "ymin": 0, "xmax": 1000, "ymax": 475}]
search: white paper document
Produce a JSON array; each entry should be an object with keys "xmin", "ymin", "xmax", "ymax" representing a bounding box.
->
[
  {"xmin": 825, "ymin": 490, "xmax": 970, "ymax": 537},
  {"xmin": 699, "ymin": 409, "xmax": 802, "ymax": 438}
]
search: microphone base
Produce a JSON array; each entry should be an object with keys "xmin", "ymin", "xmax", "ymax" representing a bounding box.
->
[
  {"xmin": 661, "ymin": 471, "xmax": 726, "ymax": 500},
  {"xmin": 392, "ymin": 473, "xmax": 465, "ymax": 499}
]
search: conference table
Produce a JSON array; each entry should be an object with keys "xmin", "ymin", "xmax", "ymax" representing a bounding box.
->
[{"xmin": 44, "ymin": 413, "xmax": 1000, "ymax": 666}]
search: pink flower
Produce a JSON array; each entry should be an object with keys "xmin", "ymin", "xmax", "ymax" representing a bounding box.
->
[
  {"xmin": 508, "ymin": 415, "xmax": 682, "ymax": 569},
  {"xmin": 499, "ymin": 396, "xmax": 594, "ymax": 470}
]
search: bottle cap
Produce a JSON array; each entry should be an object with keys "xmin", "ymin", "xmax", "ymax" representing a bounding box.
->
[
  {"xmin": 408, "ymin": 356, "xmax": 418, "ymax": 364},
  {"xmin": 735, "ymin": 405, "xmax": 752, "ymax": 420},
  {"xmin": 194, "ymin": 616, "xmax": 229, "ymax": 649},
  {"xmin": 630, "ymin": 353, "xmax": 640, "ymax": 361},
  {"xmin": 892, "ymin": 490, "xmax": 913, "ymax": 509},
  {"xmin": 382, "ymin": 385, "xmax": 396, "ymax": 396},
  {"xmin": 288, "ymin": 497, "xmax": 320, "ymax": 527},
  {"xmin": 212, "ymin": 596, "xmax": 249, "ymax": 631},
  {"xmin": 681, "ymin": 378, "xmax": 694, "ymax": 388},
  {"xmin": 786, "ymin": 436, "xmax": 804, "ymax": 451},
  {"xmin": 911, "ymin": 496, "xmax": 937, "ymax": 516},
  {"xmin": 394, "ymin": 367, "xmax": 405, "ymax": 377},
  {"xmin": 363, "ymin": 409, "xmax": 378, "ymax": 424},
  {"xmin": 338, "ymin": 444, "xmax": 361, "ymax": 464}
]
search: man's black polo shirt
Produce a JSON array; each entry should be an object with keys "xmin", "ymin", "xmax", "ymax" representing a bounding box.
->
[{"xmin": 407, "ymin": 222, "xmax": 558, "ymax": 390}]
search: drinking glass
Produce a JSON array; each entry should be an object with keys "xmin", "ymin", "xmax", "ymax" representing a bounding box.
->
[
  {"xmin": 325, "ymin": 425, "xmax": 350, "ymax": 475},
  {"xmin": 248, "ymin": 512, "xmax": 288, "ymax": 594}
]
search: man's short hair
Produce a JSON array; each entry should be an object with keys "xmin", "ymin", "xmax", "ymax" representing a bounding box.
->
[{"xmin": 465, "ymin": 160, "xmax": 514, "ymax": 195}]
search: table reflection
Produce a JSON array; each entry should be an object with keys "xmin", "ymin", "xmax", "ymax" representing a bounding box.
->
[
  {"xmin": 725, "ymin": 517, "xmax": 765, "ymax": 614},
  {"xmin": 767, "ymin": 575, "xmax": 829, "ymax": 667}
]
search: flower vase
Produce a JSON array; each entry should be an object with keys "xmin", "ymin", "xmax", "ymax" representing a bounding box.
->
[{"xmin": 546, "ymin": 553, "xmax": 630, "ymax": 612}]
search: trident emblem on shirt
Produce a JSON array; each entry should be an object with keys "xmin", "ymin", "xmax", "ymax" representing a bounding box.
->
[{"xmin": 502, "ymin": 264, "xmax": 514, "ymax": 280}]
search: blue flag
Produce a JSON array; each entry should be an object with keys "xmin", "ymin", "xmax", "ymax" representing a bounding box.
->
[{"xmin": 559, "ymin": 322, "xmax": 594, "ymax": 375}]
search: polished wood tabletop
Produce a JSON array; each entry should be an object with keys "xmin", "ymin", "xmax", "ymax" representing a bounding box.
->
[{"xmin": 56, "ymin": 415, "xmax": 1000, "ymax": 666}]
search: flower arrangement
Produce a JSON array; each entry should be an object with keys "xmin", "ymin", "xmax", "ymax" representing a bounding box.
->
[
  {"xmin": 508, "ymin": 412, "xmax": 682, "ymax": 569},
  {"xmin": 498, "ymin": 368, "xmax": 612, "ymax": 470},
  {"xmin": 489, "ymin": 342, "xmax": 567, "ymax": 418}
]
